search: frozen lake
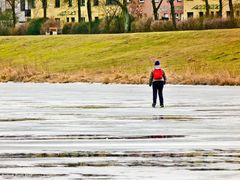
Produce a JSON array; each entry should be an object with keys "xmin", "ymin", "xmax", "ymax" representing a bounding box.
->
[{"xmin": 0, "ymin": 83, "xmax": 239, "ymax": 179}]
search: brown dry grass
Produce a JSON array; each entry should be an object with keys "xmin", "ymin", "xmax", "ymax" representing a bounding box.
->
[{"xmin": 1, "ymin": 65, "xmax": 239, "ymax": 86}]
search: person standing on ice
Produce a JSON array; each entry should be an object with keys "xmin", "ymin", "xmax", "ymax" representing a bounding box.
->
[{"xmin": 149, "ymin": 60, "xmax": 167, "ymax": 108}]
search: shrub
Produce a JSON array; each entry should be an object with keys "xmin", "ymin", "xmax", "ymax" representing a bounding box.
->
[
  {"xmin": 109, "ymin": 16, "xmax": 124, "ymax": 33},
  {"xmin": 27, "ymin": 18, "xmax": 46, "ymax": 35},
  {"xmin": 176, "ymin": 18, "xmax": 239, "ymax": 31},
  {"xmin": 90, "ymin": 20, "xmax": 100, "ymax": 34},
  {"xmin": 99, "ymin": 16, "xmax": 124, "ymax": 33},
  {"xmin": 177, "ymin": 18, "xmax": 204, "ymax": 30},
  {"xmin": 0, "ymin": 25, "xmax": 11, "ymax": 35},
  {"xmin": 71, "ymin": 22, "xmax": 89, "ymax": 34},
  {"xmin": 13, "ymin": 23, "xmax": 29, "ymax": 35},
  {"xmin": 41, "ymin": 18, "xmax": 61, "ymax": 34},
  {"xmin": 150, "ymin": 20, "xmax": 175, "ymax": 31},
  {"xmin": 0, "ymin": 11, "xmax": 13, "ymax": 35},
  {"xmin": 236, "ymin": 18, "xmax": 240, "ymax": 27},
  {"xmin": 0, "ymin": 10, "xmax": 13, "ymax": 27},
  {"xmin": 204, "ymin": 18, "xmax": 237, "ymax": 29},
  {"xmin": 98, "ymin": 19, "xmax": 109, "ymax": 33},
  {"xmin": 62, "ymin": 23, "xmax": 74, "ymax": 34},
  {"xmin": 131, "ymin": 17, "xmax": 152, "ymax": 32},
  {"xmin": 62, "ymin": 20, "xmax": 100, "ymax": 34}
]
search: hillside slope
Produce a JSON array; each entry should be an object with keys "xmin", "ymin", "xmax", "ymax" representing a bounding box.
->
[{"xmin": 0, "ymin": 29, "xmax": 240, "ymax": 85}]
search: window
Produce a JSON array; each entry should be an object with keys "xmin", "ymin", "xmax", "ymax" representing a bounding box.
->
[
  {"xmin": 164, "ymin": 13, "xmax": 169, "ymax": 18},
  {"xmin": 69, "ymin": 0, "xmax": 72, "ymax": 7},
  {"xmin": 106, "ymin": 0, "xmax": 115, "ymax": 5},
  {"xmin": 95, "ymin": 17, "xmax": 99, "ymax": 21},
  {"xmin": 162, "ymin": 13, "xmax": 169, "ymax": 20},
  {"xmin": 25, "ymin": 9, "xmax": 31, "ymax": 17},
  {"xmin": 67, "ymin": 17, "xmax": 70, "ymax": 22},
  {"xmin": 71, "ymin": 17, "xmax": 75, "ymax": 22},
  {"xmin": 236, "ymin": 11, "xmax": 240, "ymax": 17},
  {"xmin": 199, "ymin": 12, "xmax": 204, "ymax": 17},
  {"xmin": 226, "ymin": 11, "xmax": 230, "ymax": 17},
  {"xmin": 187, "ymin": 12, "xmax": 194, "ymax": 18},
  {"xmin": 81, "ymin": 0, "xmax": 85, "ymax": 6},
  {"xmin": 94, "ymin": 0, "xmax": 99, "ymax": 6},
  {"xmin": 20, "ymin": 0, "xmax": 25, "ymax": 11},
  {"xmin": 55, "ymin": 0, "xmax": 60, "ymax": 8},
  {"xmin": 55, "ymin": 18, "xmax": 60, "ymax": 23},
  {"xmin": 211, "ymin": 11, "xmax": 214, "ymax": 17}
]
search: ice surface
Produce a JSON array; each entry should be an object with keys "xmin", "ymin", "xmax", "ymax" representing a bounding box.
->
[{"xmin": 0, "ymin": 83, "xmax": 239, "ymax": 179}]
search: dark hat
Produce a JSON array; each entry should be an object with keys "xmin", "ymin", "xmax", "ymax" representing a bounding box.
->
[{"xmin": 154, "ymin": 60, "xmax": 160, "ymax": 66}]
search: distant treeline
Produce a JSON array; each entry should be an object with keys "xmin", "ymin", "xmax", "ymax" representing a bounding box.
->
[{"xmin": 1, "ymin": 16, "xmax": 240, "ymax": 36}]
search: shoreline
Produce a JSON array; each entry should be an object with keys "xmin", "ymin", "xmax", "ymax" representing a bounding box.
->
[
  {"xmin": 0, "ymin": 70, "xmax": 239, "ymax": 86},
  {"xmin": 1, "ymin": 81, "xmax": 240, "ymax": 88}
]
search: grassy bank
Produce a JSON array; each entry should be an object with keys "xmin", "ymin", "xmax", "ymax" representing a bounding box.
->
[{"xmin": 0, "ymin": 29, "xmax": 240, "ymax": 85}]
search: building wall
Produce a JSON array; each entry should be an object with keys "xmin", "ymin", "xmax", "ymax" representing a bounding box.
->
[
  {"xmin": 30, "ymin": 0, "xmax": 184, "ymax": 23},
  {"xmin": 139, "ymin": 0, "xmax": 184, "ymax": 20},
  {"xmin": 0, "ymin": 0, "xmax": 6, "ymax": 12},
  {"xmin": 0, "ymin": 0, "xmax": 29, "ymax": 23},
  {"xmin": 183, "ymin": 0, "xmax": 240, "ymax": 19},
  {"xmin": 31, "ymin": 0, "xmax": 106, "ymax": 24},
  {"xmin": 160, "ymin": 0, "xmax": 183, "ymax": 20},
  {"xmin": 140, "ymin": 0, "xmax": 152, "ymax": 17},
  {"xmin": 2, "ymin": 0, "xmax": 239, "ymax": 24}
]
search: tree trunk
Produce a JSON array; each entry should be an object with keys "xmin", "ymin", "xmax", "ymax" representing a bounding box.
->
[
  {"xmin": 77, "ymin": 0, "xmax": 82, "ymax": 22},
  {"xmin": 87, "ymin": 0, "xmax": 92, "ymax": 32},
  {"xmin": 169, "ymin": 0, "xmax": 176, "ymax": 30},
  {"xmin": 229, "ymin": 0, "xmax": 234, "ymax": 20},
  {"xmin": 123, "ymin": 6, "xmax": 130, "ymax": 32},
  {"xmin": 151, "ymin": 0, "xmax": 163, "ymax": 20},
  {"xmin": 219, "ymin": 0, "xmax": 223, "ymax": 17},
  {"xmin": 114, "ymin": 0, "xmax": 131, "ymax": 32},
  {"xmin": 205, "ymin": 0, "xmax": 210, "ymax": 17},
  {"xmin": 43, "ymin": 0, "xmax": 47, "ymax": 19},
  {"xmin": 12, "ymin": 0, "xmax": 16, "ymax": 27},
  {"xmin": 152, "ymin": 0, "xmax": 158, "ymax": 20}
]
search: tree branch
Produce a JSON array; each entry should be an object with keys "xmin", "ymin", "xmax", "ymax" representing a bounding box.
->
[{"xmin": 156, "ymin": 0, "xmax": 164, "ymax": 10}]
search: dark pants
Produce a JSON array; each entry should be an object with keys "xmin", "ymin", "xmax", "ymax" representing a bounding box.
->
[{"xmin": 152, "ymin": 81, "xmax": 164, "ymax": 106}]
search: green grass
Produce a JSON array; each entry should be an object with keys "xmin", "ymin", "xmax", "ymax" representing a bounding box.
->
[{"xmin": 0, "ymin": 29, "xmax": 240, "ymax": 84}]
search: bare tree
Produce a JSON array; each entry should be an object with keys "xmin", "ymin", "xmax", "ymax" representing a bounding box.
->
[
  {"xmin": 229, "ymin": 0, "xmax": 234, "ymax": 20},
  {"xmin": 113, "ymin": 0, "xmax": 130, "ymax": 32},
  {"xmin": 151, "ymin": 0, "xmax": 163, "ymax": 20},
  {"xmin": 77, "ymin": 0, "xmax": 82, "ymax": 22},
  {"xmin": 87, "ymin": 0, "xmax": 92, "ymax": 32},
  {"xmin": 204, "ymin": 0, "xmax": 210, "ymax": 17},
  {"xmin": 234, "ymin": 2, "xmax": 240, "ymax": 15},
  {"xmin": 5, "ymin": 0, "xmax": 18, "ymax": 27},
  {"xmin": 219, "ymin": 0, "xmax": 223, "ymax": 17},
  {"xmin": 99, "ymin": 0, "xmax": 120, "ymax": 32},
  {"xmin": 39, "ymin": 0, "xmax": 47, "ymax": 19},
  {"xmin": 129, "ymin": 0, "xmax": 143, "ymax": 19},
  {"xmin": 87, "ymin": 0, "xmax": 92, "ymax": 23},
  {"xmin": 169, "ymin": 0, "xmax": 176, "ymax": 30}
]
